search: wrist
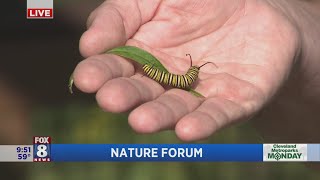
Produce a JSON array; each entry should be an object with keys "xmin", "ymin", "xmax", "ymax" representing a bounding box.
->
[
  {"xmin": 266, "ymin": 0, "xmax": 320, "ymax": 98},
  {"xmin": 267, "ymin": 0, "xmax": 320, "ymax": 74}
]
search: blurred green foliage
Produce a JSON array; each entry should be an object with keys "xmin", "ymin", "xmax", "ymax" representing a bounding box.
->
[{"xmin": 29, "ymin": 102, "xmax": 320, "ymax": 180}]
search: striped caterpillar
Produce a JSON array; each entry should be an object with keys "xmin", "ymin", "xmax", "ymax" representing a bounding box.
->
[{"xmin": 142, "ymin": 54, "xmax": 217, "ymax": 89}]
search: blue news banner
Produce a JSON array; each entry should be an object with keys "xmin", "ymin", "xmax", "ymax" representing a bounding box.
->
[{"xmin": 52, "ymin": 144, "xmax": 262, "ymax": 162}]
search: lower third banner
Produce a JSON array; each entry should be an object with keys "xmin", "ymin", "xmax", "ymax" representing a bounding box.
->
[
  {"xmin": 51, "ymin": 144, "xmax": 262, "ymax": 162},
  {"xmin": 2, "ymin": 144, "xmax": 319, "ymax": 162}
]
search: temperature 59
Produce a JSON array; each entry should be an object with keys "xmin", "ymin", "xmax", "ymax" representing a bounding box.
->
[{"xmin": 18, "ymin": 153, "xmax": 31, "ymax": 160}]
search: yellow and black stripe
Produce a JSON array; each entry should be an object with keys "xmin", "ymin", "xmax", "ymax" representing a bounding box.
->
[{"xmin": 142, "ymin": 64, "xmax": 200, "ymax": 89}]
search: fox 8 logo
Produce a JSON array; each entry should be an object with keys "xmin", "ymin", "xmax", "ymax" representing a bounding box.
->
[{"xmin": 33, "ymin": 136, "xmax": 51, "ymax": 162}]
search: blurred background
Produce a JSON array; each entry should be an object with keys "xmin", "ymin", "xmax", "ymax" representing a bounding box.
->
[{"xmin": 1, "ymin": 0, "xmax": 319, "ymax": 179}]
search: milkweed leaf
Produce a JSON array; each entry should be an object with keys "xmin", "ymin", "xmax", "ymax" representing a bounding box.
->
[
  {"xmin": 106, "ymin": 46, "xmax": 169, "ymax": 73},
  {"xmin": 188, "ymin": 89, "xmax": 204, "ymax": 98},
  {"xmin": 68, "ymin": 73, "xmax": 74, "ymax": 94}
]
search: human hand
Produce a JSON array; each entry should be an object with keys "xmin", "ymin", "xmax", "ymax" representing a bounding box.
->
[{"xmin": 73, "ymin": 0, "xmax": 300, "ymax": 141}]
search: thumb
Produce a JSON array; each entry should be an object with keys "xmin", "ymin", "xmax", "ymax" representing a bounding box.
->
[{"xmin": 79, "ymin": 0, "xmax": 161, "ymax": 57}]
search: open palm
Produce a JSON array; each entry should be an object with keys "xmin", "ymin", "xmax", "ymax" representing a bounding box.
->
[{"xmin": 73, "ymin": 0, "xmax": 300, "ymax": 141}]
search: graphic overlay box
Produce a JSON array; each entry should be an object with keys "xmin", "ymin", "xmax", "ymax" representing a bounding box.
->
[
  {"xmin": 33, "ymin": 136, "xmax": 51, "ymax": 162},
  {"xmin": 27, "ymin": 0, "xmax": 53, "ymax": 19},
  {"xmin": 0, "ymin": 145, "xmax": 33, "ymax": 162},
  {"xmin": 263, "ymin": 144, "xmax": 307, "ymax": 162}
]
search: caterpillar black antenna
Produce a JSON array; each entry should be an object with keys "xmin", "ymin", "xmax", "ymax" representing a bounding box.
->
[
  {"xmin": 199, "ymin": 62, "xmax": 218, "ymax": 69},
  {"xmin": 186, "ymin": 54, "xmax": 193, "ymax": 67}
]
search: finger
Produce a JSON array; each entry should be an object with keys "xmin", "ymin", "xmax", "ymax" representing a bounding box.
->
[
  {"xmin": 175, "ymin": 97, "xmax": 248, "ymax": 142},
  {"xmin": 96, "ymin": 74, "xmax": 165, "ymax": 113},
  {"xmin": 73, "ymin": 54, "xmax": 134, "ymax": 93},
  {"xmin": 128, "ymin": 89, "xmax": 203, "ymax": 133},
  {"xmin": 80, "ymin": 0, "xmax": 161, "ymax": 57},
  {"xmin": 85, "ymin": 1, "xmax": 104, "ymax": 28}
]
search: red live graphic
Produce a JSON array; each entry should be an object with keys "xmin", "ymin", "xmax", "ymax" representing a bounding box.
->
[{"xmin": 27, "ymin": 8, "xmax": 53, "ymax": 18}]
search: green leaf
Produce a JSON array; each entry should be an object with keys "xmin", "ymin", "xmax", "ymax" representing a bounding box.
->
[
  {"xmin": 106, "ymin": 46, "xmax": 169, "ymax": 72},
  {"xmin": 188, "ymin": 89, "xmax": 204, "ymax": 98},
  {"xmin": 68, "ymin": 73, "xmax": 74, "ymax": 94}
]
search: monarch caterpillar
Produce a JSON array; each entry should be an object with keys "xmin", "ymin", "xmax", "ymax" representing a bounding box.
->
[{"xmin": 142, "ymin": 54, "xmax": 218, "ymax": 89}]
